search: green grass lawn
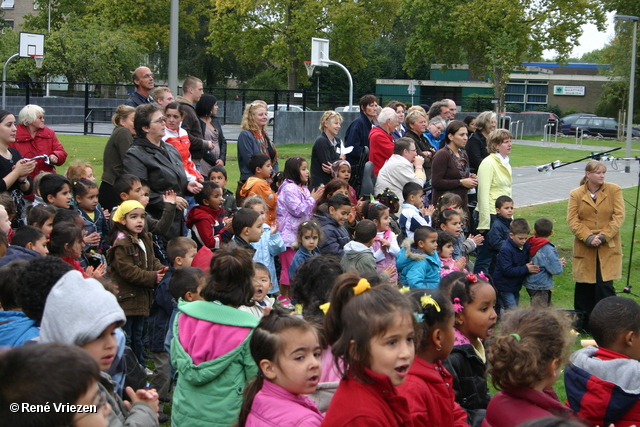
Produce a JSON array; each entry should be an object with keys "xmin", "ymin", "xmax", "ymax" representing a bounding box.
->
[{"xmin": 522, "ymin": 134, "xmax": 640, "ymax": 152}]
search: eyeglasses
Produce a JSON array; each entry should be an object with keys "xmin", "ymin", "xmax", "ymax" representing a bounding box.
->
[
  {"xmin": 152, "ymin": 117, "xmax": 167, "ymax": 124},
  {"xmin": 68, "ymin": 390, "xmax": 108, "ymax": 425}
]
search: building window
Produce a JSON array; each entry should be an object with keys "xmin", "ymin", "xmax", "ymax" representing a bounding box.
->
[
  {"xmin": 527, "ymin": 95, "xmax": 547, "ymax": 103},
  {"xmin": 505, "ymin": 94, "xmax": 524, "ymax": 102},
  {"xmin": 0, "ymin": 0, "xmax": 14, "ymax": 9}
]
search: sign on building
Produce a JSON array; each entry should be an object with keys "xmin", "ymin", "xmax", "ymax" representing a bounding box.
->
[{"xmin": 553, "ymin": 85, "xmax": 585, "ymax": 96}]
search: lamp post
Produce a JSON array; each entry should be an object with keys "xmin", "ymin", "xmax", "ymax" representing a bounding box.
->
[{"xmin": 614, "ymin": 14, "xmax": 638, "ymax": 173}]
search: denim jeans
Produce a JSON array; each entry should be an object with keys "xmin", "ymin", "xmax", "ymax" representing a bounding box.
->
[
  {"xmin": 122, "ymin": 315, "xmax": 146, "ymax": 365},
  {"xmin": 498, "ymin": 291, "xmax": 520, "ymax": 312}
]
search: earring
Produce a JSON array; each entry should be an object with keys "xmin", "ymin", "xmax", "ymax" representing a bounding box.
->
[{"xmin": 436, "ymin": 345, "xmax": 442, "ymax": 351}]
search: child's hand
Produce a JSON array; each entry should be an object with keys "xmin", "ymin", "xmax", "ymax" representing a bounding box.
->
[
  {"xmin": 124, "ymin": 386, "xmax": 159, "ymax": 413},
  {"xmin": 84, "ymin": 232, "xmax": 101, "ymax": 246},
  {"xmin": 455, "ymin": 257, "xmax": 467, "ymax": 270},
  {"xmin": 348, "ymin": 206, "xmax": 358, "ymax": 225},
  {"xmin": 560, "ymin": 257, "xmax": 566, "ymax": 267},
  {"xmin": 378, "ymin": 238, "xmax": 391, "ymax": 251},
  {"xmin": 86, "ymin": 263, "xmax": 106, "ymax": 279},
  {"xmin": 163, "ymin": 189, "xmax": 177, "ymax": 205},
  {"xmin": 470, "ymin": 234, "xmax": 484, "ymax": 246},
  {"xmin": 355, "ymin": 198, "xmax": 365, "ymax": 215},
  {"xmin": 526, "ymin": 262, "xmax": 541, "ymax": 274},
  {"xmin": 102, "ymin": 208, "xmax": 111, "ymax": 220},
  {"xmin": 270, "ymin": 219, "xmax": 279, "ymax": 234},
  {"xmin": 187, "ymin": 181, "xmax": 203, "ymax": 194},
  {"xmin": 156, "ymin": 267, "xmax": 168, "ymax": 284},
  {"xmin": 310, "ymin": 186, "xmax": 324, "ymax": 201},
  {"xmin": 424, "ymin": 204, "xmax": 436, "ymax": 217},
  {"xmin": 175, "ymin": 196, "xmax": 188, "ymax": 211},
  {"xmin": 224, "ymin": 216, "xmax": 233, "ymax": 231},
  {"xmin": 382, "ymin": 264, "xmax": 396, "ymax": 279}
]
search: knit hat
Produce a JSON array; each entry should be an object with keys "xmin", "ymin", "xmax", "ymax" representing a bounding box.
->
[
  {"xmin": 111, "ymin": 200, "xmax": 145, "ymax": 224},
  {"xmin": 331, "ymin": 160, "xmax": 351, "ymax": 179},
  {"xmin": 40, "ymin": 270, "xmax": 126, "ymax": 346}
]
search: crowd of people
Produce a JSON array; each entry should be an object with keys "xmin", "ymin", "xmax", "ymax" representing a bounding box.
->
[{"xmin": 0, "ymin": 72, "xmax": 633, "ymax": 427}]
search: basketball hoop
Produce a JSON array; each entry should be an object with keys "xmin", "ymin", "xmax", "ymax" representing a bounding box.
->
[
  {"xmin": 30, "ymin": 55, "xmax": 44, "ymax": 69},
  {"xmin": 304, "ymin": 61, "xmax": 315, "ymax": 77}
]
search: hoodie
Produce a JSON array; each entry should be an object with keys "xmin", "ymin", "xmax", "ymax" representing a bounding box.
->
[
  {"xmin": 0, "ymin": 245, "xmax": 41, "ymax": 268},
  {"xmin": 523, "ymin": 236, "xmax": 563, "ymax": 290},
  {"xmin": 396, "ymin": 238, "xmax": 441, "ymax": 289},
  {"xmin": 341, "ymin": 241, "xmax": 377, "ymax": 276},
  {"xmin": 240, "ymin": 177, "xmax": 277, "ymax": 226},
  {"xmin": 0, "ymin": 311, "xmax": 39, "ymax": 347},
  {"xmin": 186, "ymin": 204, "xmax": 230, "ymax": 249}
]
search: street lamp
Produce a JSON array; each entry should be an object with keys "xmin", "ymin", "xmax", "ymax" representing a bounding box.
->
[{"xmin": 614, "ymin": 14, "xmax": 638, "ymax": 173}]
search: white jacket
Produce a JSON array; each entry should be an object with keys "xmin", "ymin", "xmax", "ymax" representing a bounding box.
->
[{"xmin": 374, "ymin": 154, "xmax": 425, "ymax": 208}]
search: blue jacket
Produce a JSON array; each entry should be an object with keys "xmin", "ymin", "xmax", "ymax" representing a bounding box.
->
[
  {"xmin": 79, "ymin": 205, "xmax": 109, "ymax": 252},
  {"xmin": 474, "ymin": 215, "xmax": 512, "ymax": 275},
  {"xmin": 315, "ymin": 213, "xmax": 351, "ymax": 259},
  {"xmin": 493, "ymin": 238, "xmax": 531, "ymax": 293},
  {"xmin": 0, "ymin": 311, "xmax": 39, "ymax": 347},
  {"xmin": 251, "ymin": 223, "xmax": 286, "ymax": 294},
  {"xmin": 523, "ymin": 237, "xmax": 563, "ymax": 290},
  {"xmin": 344, "ymin": 112, "xmax": 373, "ymax": 167},
  {"xmin": 399, "ymin": 203, "xmax": 430, "ymax": 240},
  {"xmin": 288, "ymin": 246, "xmax": 320, "ymax": 281},
  {"xmin": 148, "ymin": 267, "xmax": 175, "ymax": 353},
  {"xmin": 396, "ymin": 239, "xmax": 441, "ymax": 289},
  {"xmin": 0, "ymin": 245, "xmax": 41, "ymax": 268}
]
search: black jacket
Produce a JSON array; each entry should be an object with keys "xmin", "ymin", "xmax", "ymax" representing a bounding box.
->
[
  {"xmin": 467, "ymin": 130, "xmax": 489, "ymax": 174},
  {"xmin": 176, "ymin": 97, "xmax": 206, "ymax": 161},
  {"xmin": 123, "ymin": 137, "xmax": 188, "ymax": 240},
  {"xmin": 311, "ymin": 132, "xmax": 341, "ymax": 188}
]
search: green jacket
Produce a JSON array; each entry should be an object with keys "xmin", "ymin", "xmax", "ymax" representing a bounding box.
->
[
  {"xmin": 341, "ymin": 241, "xmax": 378, "ymax": 276},
  {"xmin": 170, "ymin": 299, "xmax": 259, "ymax": 426}
]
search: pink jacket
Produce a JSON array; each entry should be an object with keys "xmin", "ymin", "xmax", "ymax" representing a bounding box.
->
[
  {"xmin": 246, "ymin": 380, "xmax": 324, "ymax": 427},
  {"xmin": 277, "ymin": 179, "xmax": 317, "ymax": 246},
  {"xmin": 372, "ymin": 229, "xmax": 399, "ymax": 281}
]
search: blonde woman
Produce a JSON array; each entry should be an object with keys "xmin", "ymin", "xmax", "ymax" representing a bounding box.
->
[
  {"xmin": 311, "ymin": 110, "xmax": 344, "ymax": 188},
  {"xmin": 237, "ymin": 101, "xmax": 277, "ymax": 182},
  {"xmin": 476, "ymin": 129, "xmax": 513, "ymax": 231}
]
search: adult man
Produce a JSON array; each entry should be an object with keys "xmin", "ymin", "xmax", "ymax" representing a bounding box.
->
[
  {"xmin": 369, "ymin": 107, "xmax": 399, "ymax": 175},
  {"xmin": 428, "ymin": 101, "xmax": 450, "ymax": 121},
  {"xmin": 444, "ymin": 98, "xmax": 458, "ymax": 120},
  {"xmin": 124, "ymin": 66, "xmax": 154, "ymax": 107},
  {"xmin": 152, "ymin": 87, "xmax": 175, "ymax": 107},
  {"xmin": 374, "ymin": 137, "xmax": 426, "ymax": 208},
  {"xmin": 176, "ymin": 76, "xmax": 212, "ymax": 164}
]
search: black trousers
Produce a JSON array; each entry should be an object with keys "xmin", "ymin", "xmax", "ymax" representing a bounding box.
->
[{"xmin": 574, "ymin": 258, "xmax": 615, "ymax": 333}]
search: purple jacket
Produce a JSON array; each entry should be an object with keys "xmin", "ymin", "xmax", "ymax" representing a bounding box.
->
[
  {"xmin": 246, "ymin": 380, "xmax": 324, "ymax": 427},
  {"xmin": 276, "ymin": 180, "xmax": 316, "ymax": 246}
]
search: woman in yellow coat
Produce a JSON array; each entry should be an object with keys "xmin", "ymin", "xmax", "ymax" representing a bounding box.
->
[
  {"xmin": 476, "ymin": 129, "xmax": 513, "ymax": 231},
  {"xmin": 567, "ymin": 160, "xmax": 625, "ymax": 332}
]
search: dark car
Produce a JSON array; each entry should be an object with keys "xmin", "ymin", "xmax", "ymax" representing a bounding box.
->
[
  {"xmin": 560, "ymin": 113, "xmax": 596, "ymax": 134},
  {"xmin": 570, "ymin": 116, "xmax": 640, "ymax": 138}
]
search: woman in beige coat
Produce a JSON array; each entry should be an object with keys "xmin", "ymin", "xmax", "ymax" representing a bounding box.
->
[{"xmin": 567, "ymin": 160, "xmax": 625, "ymax": 332}]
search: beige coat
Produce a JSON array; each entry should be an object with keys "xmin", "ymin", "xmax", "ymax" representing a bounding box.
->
[{"xmin": 567, "ymin": 182, "xmax": 625, "ymax": 283}]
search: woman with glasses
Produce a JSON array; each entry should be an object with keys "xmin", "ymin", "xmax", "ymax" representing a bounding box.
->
[
  {"xmin": 404, "ymin": 110, "xmax": 435, "ymax": 180},
  {"xmin": 423, "ymin": 116, "xmax": 446, "ymax": 151},
  {"xmin": 123, "ymin": 103, "xmax": 202, "ymax": 240}
]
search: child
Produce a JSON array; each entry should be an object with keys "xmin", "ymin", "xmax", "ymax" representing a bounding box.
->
[
  {"xmin": 244, "ymin": 196, "xmax": 286, "ymax": 296},
  {"xmin": 484, "ymin": 308, "xmax": 575, "ymax": 426},
  {"xmin": 438, "ymin": 230, "xmax": 467, "ymax": 276},
  {"xmin": 396, "ymin": 226, "xmax": 441, "ymax": 289},
  {"xmin": 288, "ymin": 219, "xmax": 322, "ymax": 282},
  {"xmin": 39, "ymin": 270, "xmax": 160, "ymax": 426},
  {"xmin": 39, "ymin": 173, "xmax": 72, "ymax": 209},
  {"xmin": 239, "ymin": 262, "xmax": 276, "ymax": 318},
  {"xmin": 0, "ymin": 228, "xmax": 6, "ymax": 259},
  {"xmin": 330, "ymin": 160, "xmax": 357, "ymax": 205},
  {"xmin": 524, "ymin": 218, "xmax": 565, "ymax": 308},
  {"xmin": 0, "ymin": 194, "xmax": 16, "ymax": 233},
  {"xmin": 0, "ymin": 260, "xmax": 39, "ymax": 346},
  {"xmin": 432, "ymin": 192, "xmax": 464, "ymax": 227},
  {"xmin": 238, "ymin": 309, "xmax": 324, "ymax": 426},
  {"xmin": 322, "ymin": 274, "xmax": 415, "ymax": 426},
  {"xmin": 66, "ymin": 162, "xmax": 96, "ymax": 182},
  {"xmin": 376, "ymin": 188, "xmax": 403, "ymax": 244},
  {"xmin": 230, "ymin": 207, "xmax": 263, "ymax": 256},
  {"xmin": 27, "ymin": 203, "xmax": 56, "ymax": 235},
  {"xmin": 342, "ymin": 219, "xmax": 395, "ymax": 280},
  {"xmin": 0, "ymin": 205, "xmax": 12, "ymax": 242},
  {"xmin": 276, "ymin": 156, "xmax": 323, "ymax": 301},
  {"xmin": 107, "ymin": 200, "xmax": 167, "ymax": 366},
  {"xmin": 74, "ymin": 178, "xmax": 109, "ymax": 254},
  {"xmin": 186, "ymin": 181, "xmax": 231, "ymax": 249},
  {"xmin": 171, "ymin": 249, "xmax": 260, "ymax": 426},
  {"xmin": 315, "ymin": 193, "xmax": 351, "ymax": 258},
  {"xmin": 400, "ymin": 181, "xmax": 434, "ymax": 239},
  {"xmin": 314, "ymin": 179, "xmax": 350, "ymax": 214},
  {"xmin": 148, "ymin": 236, "xmax": 198, "ymax": 421},
  {"xmin": 565, "ymin": 296, "xmax": 640, "ymax": 427},
  {"xmin": 494, "ymin": 218, "xmax": 540, "ymax": 311},
  {"xmin": 436, "ymin": 208, "xmax": 480, "ymax": 263},
  {"xmin": 163, "ymin": 102, "xmax": 203, "ymax": 183},
  {"xmin": 440, "ymin": 272, "xmax": 497, "ymax": 426},
  {"xmin": 0, "ymin": 225, "xmax": 48, "ymax": 267},
  {"xmin": 474, "ymin": 195, "xmax": 513, "ymax": 275},
  {"xmin": 240, "ymin": 153, "xmax": 277, "ymax": 225},
  {"xmin": 48, "ymin": 222, "xmax": 106, "ymax": 279},
  {"xmin": 0, "ymin": 343, "xmax": 110, "ymax": 427},
  {"xmin": 364, "ymin": 199, "xmax": 400, "ymax": 284},
  {"xmin": 32, "ymin": 170, "xmax": 51, "ymax": 206},
  {"xmin": 397, "ymin": 289, "xmax": 468, "ymax": 426},
  {"xmin": 208, "ymin": 165, "xmax": 238, "ymax": 216}
]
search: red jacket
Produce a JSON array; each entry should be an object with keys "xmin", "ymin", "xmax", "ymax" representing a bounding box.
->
[
  {"xmin": 185, "ymin": 204, "xmax": 229, "ymax": 249},
  {"xmin": 12, "ymin": 124, "xmax": 67, "ymax": 179},
  {"xmin": 397, "ymin": 357, "xmax": 468, "ymax": 427},
  {"xmin": 482, "ymin": 388, "xmax": 575, "ymax": 427},
  {"xmin": 369, "ymin": 126, "xmax": 394, "ymax": 175},
  {"xmin": 322, "ymin": 367, "xmax": 413, "ymax": 427}
]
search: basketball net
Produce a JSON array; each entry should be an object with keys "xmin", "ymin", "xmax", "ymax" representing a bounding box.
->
[{"xmin": 304, "ymin": 61, "xmax": 315, "ymax": 77}]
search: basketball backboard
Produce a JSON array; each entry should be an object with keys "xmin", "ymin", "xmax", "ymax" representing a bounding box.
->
[
  {"xmin": 19, "ymin": 32, "xmax": 44, "ymax": 58},
  {"xmin": 311, "ymin": 38, "xmax": 329, "ymax": 67}
]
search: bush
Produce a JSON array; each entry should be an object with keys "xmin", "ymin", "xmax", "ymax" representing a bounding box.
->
[
  {"xmin": 463, "ymin": 94, "xmax": 495, "ymax": 112},
  {"xmin": 535, "ymin": 104, "xmax": 562, "ymax": 117},
  {"xmin": 506, "ymin": 104, "xmax": 522, "ymax": 113},
  {"xmin": 562, "ymin": 108, "xmax": 577, "ymax": 116}
]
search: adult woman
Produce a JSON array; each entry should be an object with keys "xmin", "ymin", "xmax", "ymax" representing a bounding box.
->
[
  {"xmin": 196, "ymin": 94, "xmax": 227, "ymax": 177},
  {"xmin": 374, "ymin": 137, "xmax": 425, "ymax": 207},
  {"xmin": 387, "ymin": 100, "xmax": 406, "ymax": 139},
  {"xmin": 423, "ymin": 117, "xmax": 446, "ymax": 152},
  {"xmin": 237, "ymin": 101, "xmax": 277, "ymax": 182},
  {"xmin": 11, "ymin": 104, "xmax": 67, "ymax": 181},
  {"xmin": 123, "ymin": 104, "xmax": 202, "ymax": 240},
  {"xmin": 0, "ymin": 109, "xmax": 35, "ymax": 225},
  {"xmin": 476, "ymin": 129, "xmax": 513, "ymax": 231},
  {"xmin": 467, "ymin": 111, "xmax": 496, "ymax": 174},
  {"xmin": 464, "ymin": 116, "xmax": 477, "ymax": 133},
  {"xmin": 344, "ymin": 94, "xmax": 378, "ymax": 167},
  {"xmin": 311, "ymin": 110, "xmax": 344, "ymax": 188},
  {"xmin": 431, "ymin": 120, "xmax": 477, "ymax": 215},
  {"xmin": 368, "ymin": 107, "xmax": 399, "ymax": 175},
  {"xmin": 99, "ymin": 105, "xmax": 136, "ymax": 211},
  {"xmin": 404, "ymin": 110, "xmax": 434, "ymax": 180},
  {"xmin": 568, "ymin": 161, "xmax": 624, "ymax": 333}
]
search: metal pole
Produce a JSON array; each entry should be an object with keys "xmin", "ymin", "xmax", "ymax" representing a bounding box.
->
[
  {"xmin": 625, "ymin": 20, "xmax": 637, "ymax": 173},
  {"xmin": 323, "ymin": 59, "xmax": 353, "ymax": 110},
  {"xmin": 2, "ymin": 53, "xmax": 19, "ymax": 110},
  {"xmin": 168, "ymin": 0, "xmax": 179, "ymax": 95}
]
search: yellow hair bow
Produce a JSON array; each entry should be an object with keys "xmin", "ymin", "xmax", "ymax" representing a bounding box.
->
[
  {"xmin": 294, "ymin": 304, "xmax": 303, "ymax": 315},
  {"xmin": 399, "ymin": 286, "xmax": 410, "ymax": 294},
  {"xmin": 353, "ymin": 278, "xmax": 371, "ymax": 295},
  {"xmin": 319, "ymin": 302, "xmax": 331, "ymax": 314},
  {"xmin": 421, "ymin": 294, "xmax": 441, "ymax": 312}
]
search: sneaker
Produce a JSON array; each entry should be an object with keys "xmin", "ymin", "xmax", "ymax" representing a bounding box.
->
[{"xmin": 277, "ymin": 295, "xmax": 295, "ymax": 310}]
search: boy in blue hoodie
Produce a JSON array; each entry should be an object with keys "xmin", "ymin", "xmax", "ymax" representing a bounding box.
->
[
  {"xmin": 0, "ymin": 226, "xmax": 48, "ymax": 268},
  {"xmin": 0, "ymin": 260, "xmax": 39, "ymax": 347},
  {"xmin": 396, "ymin": 226, "xmax": 441, "ymax": 289},
  {"xmin": 524, "ymin": 217, "xmax": 565, "ymax": 307}
]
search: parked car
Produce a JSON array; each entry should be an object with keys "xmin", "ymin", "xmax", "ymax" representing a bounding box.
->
[
  {"xmin": 266, "ymin": 104, "xmax": 313, "ymax": 125},
  {"xmin": 335, "ymin": 106, "xmax": 360, "ymax": 113},
  {"xmin": 560, "ymin": 113, "xmax": 596, "ymax": 134},
  {"xmin": 570, "ymin": 116, "xmax": 640, "ymax": 138}
]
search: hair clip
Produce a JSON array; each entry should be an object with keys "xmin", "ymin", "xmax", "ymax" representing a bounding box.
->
[
  {"xmin": 466, "ymin": 273, "xmax": 478, "ymax": 283},
  {"xmin": 453, "ymin": 297, "xmax": 464, "ymax": 313},
  {"xmin": 399, "ymin": 286, "xmax": 410, "ymax": 294},
  {"xmin": 510, "ymin": 333, "xmax": 521, "ymax": 342},
  {"xmin": 446, "ymin": 207, "xmax": 454, "ymax": 210},
  {"xmin": 319, "ymin": 302, "xmax": 331, "ymax": 314},
  {"xmin": 294, "ymin": 304, "xmax": 303, "ymax": 315},
  {"xmin": 369, "ymin": 194, "xmax": 383, "ymax": 206},
  {"xmin": 413, "ymin": 312, "xmax": 424, "ymax": 323},
  {"xmin": 353, "ymin": 278, "xmax": 371, "ymax": 295},
  {"xmin": 300, "ymin": 221, "xmax": 309, "ymax": 226},
  {"xmin": 477, "ymin": 271, "xmax": 489, "ymax": 281},
  {"xmin": 421, "ymin": 294, "xmax": 441, "ymax": 312}
]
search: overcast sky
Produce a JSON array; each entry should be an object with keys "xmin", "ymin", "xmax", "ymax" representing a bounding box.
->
[{"xmin": 543, "ymin": 11, "xmax": 617, "ymax": 60}]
